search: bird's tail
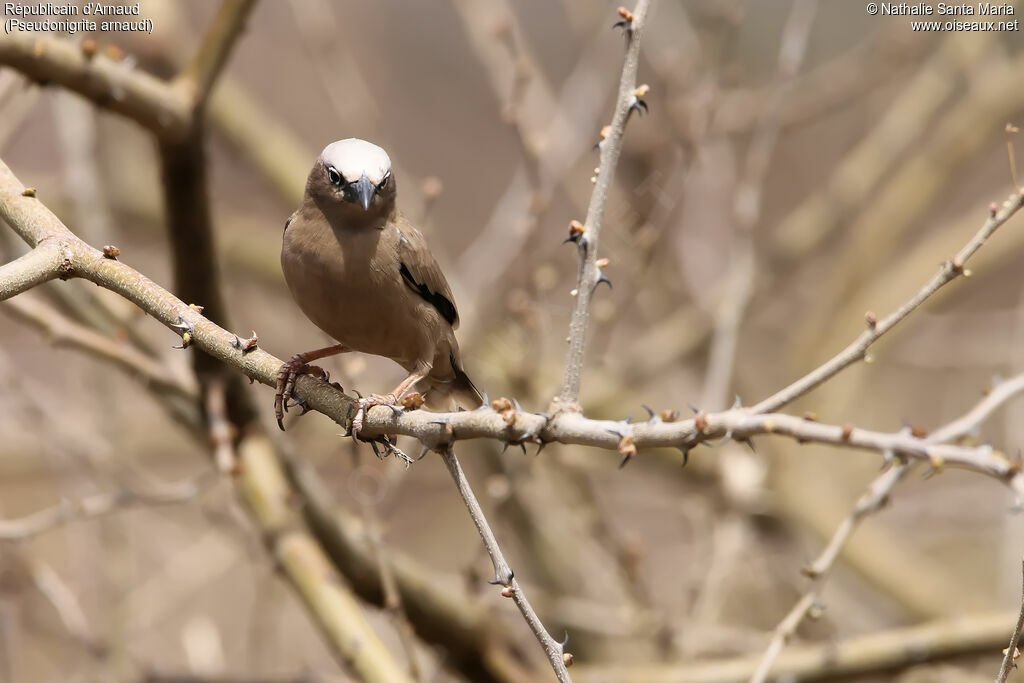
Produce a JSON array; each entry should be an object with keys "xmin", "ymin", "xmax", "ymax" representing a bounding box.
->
[
  {"xmin": 417, "ymin": 355, "xmax": 483, "ymax": 410},
  {"xmin": 450, "ymin": 365, "xmax": 484, "ymax": 410}
]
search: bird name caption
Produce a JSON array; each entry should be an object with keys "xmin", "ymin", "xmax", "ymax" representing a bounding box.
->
[
  {"xmin": 4, "ymin": 2, "xmax": 153, "ymax": 35},
  {"xmin": 866, "ymin": 2, "xmax": 1019, "ymax": 30}
]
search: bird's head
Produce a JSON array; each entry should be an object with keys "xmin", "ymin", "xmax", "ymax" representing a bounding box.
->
[{"xmin": 310, "ymin": 138, "xmax": 396, "ymax": 217}]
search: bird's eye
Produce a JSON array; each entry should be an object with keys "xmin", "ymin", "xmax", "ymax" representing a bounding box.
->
[
  {"xmin": 327, "ymin": 167, "xmax": 342, "ymax": 186},
  {"xmin": 379, "ymin": 171, "xmax": 390, "ymax": 189}
]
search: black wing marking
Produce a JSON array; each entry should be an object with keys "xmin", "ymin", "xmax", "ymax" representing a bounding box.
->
[{"xmin": 400, "ymin": 262, "xmax": 457, "ymax": 326}]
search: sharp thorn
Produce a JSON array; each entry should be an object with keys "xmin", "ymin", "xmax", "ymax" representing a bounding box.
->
[
  {"xmin": 642, "ymin": 404, "xmax": 655, "ymax": 420},
  {"xmin": 618, "ymin": 453, "xmax": 632, "ymax": 469},
  {"xmin": 596, "ymin": 274, "xmax": 613, "ymax": 290}
]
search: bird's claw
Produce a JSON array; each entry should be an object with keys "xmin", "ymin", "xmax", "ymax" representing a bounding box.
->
[
  {"xmin": 350, "ymin": 393, "xmax": 399, "ymax": 441},
  {"xmin": 274, "ymin": 356, "xmax": 331, "ymax": 431}
]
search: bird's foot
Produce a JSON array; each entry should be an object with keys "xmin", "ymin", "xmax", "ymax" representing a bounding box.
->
[
  {"xmin": 275, "ymin": 355, "xmax": 329, "ymax": 430},
  {"xmin": 350, "ymin": 393, "xmax": 400, "ymax": 440},
  {"xmin": 365, "ymin": 435, "xmax": 414, "ymax": 467}
]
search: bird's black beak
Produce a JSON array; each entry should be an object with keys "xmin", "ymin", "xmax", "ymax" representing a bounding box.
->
[{"xmin": 351, "ymin": 173, "xmax": 375, "ymax": 211}]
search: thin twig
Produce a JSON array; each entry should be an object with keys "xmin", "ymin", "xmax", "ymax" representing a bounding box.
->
[
  {"xmin": 751, "ymin": 372, "xmax": 1024, "ymax": 682},
  {"xmin": 996, "ymin": 560, "xmax": 1024, "ymax": 683},
  {"xmin": 557, "ymin": 0, "xmax": 653, "ymax": 408},
  {"xmin": 748, "ymin": 463, "xmax": 909, "ymax": 683},
  {"xmin": 753, "ymin": 188, "xmax": 1024, "ymax": 415},
  {"xmin": 439, "ymin": 447, "xmax": 572, "ymax": 682}
]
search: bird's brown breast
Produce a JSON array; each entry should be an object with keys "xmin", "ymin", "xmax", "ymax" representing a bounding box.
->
[{"xmin": 281, "ymin": 208, "xmax": 452, "ymax": 371}]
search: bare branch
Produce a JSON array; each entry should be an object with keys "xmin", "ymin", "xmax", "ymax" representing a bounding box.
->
[
  {"xmin": 748, "ymin": 463, "xmax": 909, "ymax": 683},
  {"xmin": 572, "ymin": 609, "xmax": 1022, "ymax": 683},
  {"xmin": 996, "ymin": 560, "xmax": 1024, "ymax": 683},
  {"xmin": 0, "ymin": 32, "xmax": 192, "ymax": 141},
  {"xmin": 439, "ymin": 447, "xmax": 572, "ymax": 682},
  {"xmin": 238, "ymin": 435, "xmax": 413, "ymax": 683},
  {"xmin": 176, "ymin": 0, "xmax": 257, "ymax": 109},
  {"xmin": 557, "ymin": 0, "xmax": 653, "ymax": 408},
  {"xmin": 753, "ymin": 188, "xmax": 1024, "ymax": 414},
  {"xmin": 0, "ymin": 240, "xmax": 61, "ymax": 300},
  {"xmin": 751, "ymin": 372, "xmax": 1024, "ymax": 681}
]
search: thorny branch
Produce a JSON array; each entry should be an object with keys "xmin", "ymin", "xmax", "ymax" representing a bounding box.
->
[
  {"xmin": 752, "ymin": 187, "xmax": 1024, "ymax": 415},
  {"xmin": 439, "ymin": 448, "xmax": 573, "ymax": 682},
  {"xmin": 2, "ymin": 154, "xmax": 1023, "ymax": 495},
  {"xmin": 557, "ymin": 0, "xmax": 653, "ymax": 409},
  {"xmin": 749, "ymin": 371, "xmax": 1024, "ymax": 682}
]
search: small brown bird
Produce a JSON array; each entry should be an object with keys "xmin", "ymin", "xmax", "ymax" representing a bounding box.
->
[{"xmin": 275, "ymin": 138, "xmax": 482, "ymax": 431}]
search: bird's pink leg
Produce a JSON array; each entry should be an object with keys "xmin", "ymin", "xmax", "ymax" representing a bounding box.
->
[{"xmin": 275, "ymin": 343, "xmax": 349, "ymax": 430}]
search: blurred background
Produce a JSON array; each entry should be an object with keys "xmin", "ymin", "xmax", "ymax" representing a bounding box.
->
[{"xmin": 3, "ymin": 0, "xmax": 1024, "ymax": 681}]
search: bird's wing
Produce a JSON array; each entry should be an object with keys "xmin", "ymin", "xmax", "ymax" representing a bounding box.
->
[{"xmin": 394, "ymin": 222, "xmax": 460, "ymax": 329}]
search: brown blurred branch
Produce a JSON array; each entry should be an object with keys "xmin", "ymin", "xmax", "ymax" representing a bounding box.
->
[
  {"xmin": 572, "ymin": 610, "xmax": 1021, "ymax": 683},
  {"xmin": 557, "ymin": 0, "xmax": 652, "ymax": 409},
  {"xmin": 439, "ymin": 447, "xmax": 572, "ymax": 682},
  {"xmin": 279, "ymin": 446, "xmax": 536, "ymax": 683},
  {"xmin": 236, "ymin": 435, "xmax": 413, "ymax": 683},
  {"xmin": 996, "ymin": 561, "xmax": 1024, "ymax": 683},
  {"xmin": 0, "ymin": 476, "xmax": 203, "ymax": 541},
  {"xmin": 0, "ymin": 32, "xmax": 192, "ymax": 141},
  {"xmin": 176, "ymin": 0, "xmax": 256, "ymax": 109}
]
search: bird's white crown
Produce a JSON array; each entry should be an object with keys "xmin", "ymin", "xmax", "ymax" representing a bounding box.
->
[{"xmin": 321, "ymin": 139, "xmax": 392, "ymax": 186}]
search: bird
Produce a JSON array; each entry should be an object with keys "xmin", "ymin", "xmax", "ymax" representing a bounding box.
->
[{"xmin": 275, "ymin": 138, "xmax": 483, "ymax": 432}]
